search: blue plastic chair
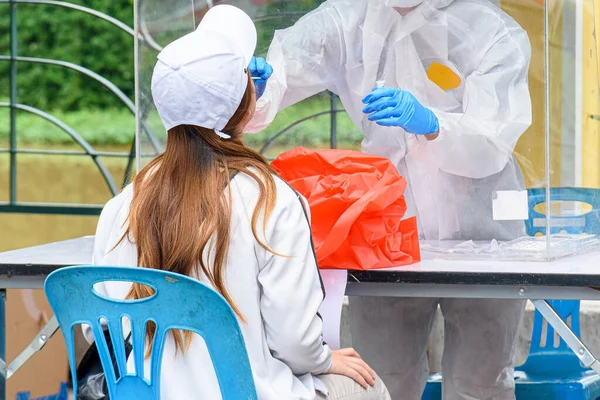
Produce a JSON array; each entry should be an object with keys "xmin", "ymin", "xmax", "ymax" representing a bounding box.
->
[
  {"xmin": 515, "ymin": 187, "xmax": 600, "ymax": 400},
  {"xmin": 422, "ymin": 188, "xmax": 600, "ymax": 400},
  {"xmin": 44, "ymin": 265, "xmax": 258, "ymax": 400},
  {"xmin": 525, "ymin": 187, "xmax": 600, "ymax": 236},
  {"xmin": 514, "ymin": 299, "xmax": 600, "ymax": 399},
  {"xmin": 421, "ymin": 373, "xmax": 442, "ymax": 399},
  {"xmin": 16, "ymin": 383, "xmax": 68, "ymax": 400}
]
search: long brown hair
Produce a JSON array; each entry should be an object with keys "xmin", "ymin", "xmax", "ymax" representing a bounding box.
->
[{"xmin": 125, "ymin": 75, "xmax": 277, "ymax": 354}]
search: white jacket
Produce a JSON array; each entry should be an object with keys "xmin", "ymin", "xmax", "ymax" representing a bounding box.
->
[{"xmin": 89, "ymin": 172, "xmax": 332, "ymax": 399}]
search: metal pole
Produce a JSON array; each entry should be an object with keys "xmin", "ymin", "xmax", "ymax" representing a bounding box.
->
[
  {"xmin": 532, "ymin": 299, "xmax": 600, "ymax": 374},
  {"xmin": 330, "ymin": 92, "xmax": 338, "ymax": 149},
  {"xmin": 122, "ymin": 137, "xmax": 136, "ymax": 187},
  {"xmin": 134, "ymin": 0, "xmax": 141, "ymax": 173},
  {"xmin": 544, "ymin": 0, "xmax": 551, "ymax": 257},
  {"xmin": 0, "ymin": 290, "xmax": 6, "ymax": 400},
  {"xmin": 9, "ymin": 0, "xmax": 18, "ymax": 205}
]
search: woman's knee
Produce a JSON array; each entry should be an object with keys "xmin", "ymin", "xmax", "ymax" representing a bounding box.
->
[{"xmin": 316, "ymin": 372, "xmax": 392, "ymax": 399}]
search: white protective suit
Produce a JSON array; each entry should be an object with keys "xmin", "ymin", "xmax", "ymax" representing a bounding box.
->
[{"xmin": 247, "ymin": 0, "xmax": 532, "ymax": 399}]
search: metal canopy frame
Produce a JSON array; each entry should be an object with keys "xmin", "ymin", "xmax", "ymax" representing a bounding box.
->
[{"xmin": 1, "ymin": 0, "xmax": 343, "ymax": 216}]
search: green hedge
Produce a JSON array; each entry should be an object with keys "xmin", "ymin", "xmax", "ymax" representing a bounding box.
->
[
  {"xmin": 0, "ymin": 95, "xmax": 363, "ymax": 147},
  {"xmin": 0, "ymin": 0, "xmax": 135, "ymax": 111},
  {"xmin": 0, "ymin": 0, "xmax": 326, "ymax": 112}
]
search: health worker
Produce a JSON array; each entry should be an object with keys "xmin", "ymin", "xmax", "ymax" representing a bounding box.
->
[{"xmin": 247, "ymin": 0, "xmax": 532, "ymax": 399}]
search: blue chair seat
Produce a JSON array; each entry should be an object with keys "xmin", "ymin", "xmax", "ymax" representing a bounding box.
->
[
  {"xmin": 16, "ymin": 383, "xmax": 68, "ymax": 400},
  {"xmin": 421, "ymin": 373, "xmax": 441, "ymax": 400},
  {"xmin": 514, "ymin": 370, "xmax": 600, "ymax": 400}
]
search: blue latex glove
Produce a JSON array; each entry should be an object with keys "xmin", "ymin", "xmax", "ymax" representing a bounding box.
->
[
  {"xmin": 248, "ymin": 57, "xmax": 273, "ymax": 99},
  {"xmin": 362, "ymin": 87, "xmax": 439, "ymax": 134}
]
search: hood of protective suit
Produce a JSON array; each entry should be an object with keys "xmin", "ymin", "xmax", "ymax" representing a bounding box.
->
[
  {"xmin": 361, "ymin": 0, "xmax": 455, "ymax": 99},
  {"xmin": 365, "ymin": 0, "xmax": 455, "ymax": 43}
]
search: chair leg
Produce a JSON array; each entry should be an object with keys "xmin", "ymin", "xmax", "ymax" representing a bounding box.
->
[
  {"xmin": 532, "ymin": 299, "xmax": 600, "ymax": 374},
  {"xmin": 0, "ymin": 290, "xmax": 5, "ymax": 400}
]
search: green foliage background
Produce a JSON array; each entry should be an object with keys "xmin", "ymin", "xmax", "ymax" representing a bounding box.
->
[
  {"xmin": 0, "ymin": 0, "xmax": 361, "ymax": 148},
  {"xmin": 0, "ymin": 0, "xmax": 135, "ymax": 111},
  {"xmin": 0, "ymin": 0, "xmax": 329, "ymax": 111}
]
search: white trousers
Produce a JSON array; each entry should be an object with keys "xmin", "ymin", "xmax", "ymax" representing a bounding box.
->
[
  {"xmin": 317, "ymin": 372, "xmax": 392, "ymax": 400},
  {"xmin": 349, "ymin": 297, "xmax": 526, "ymax": 400}
]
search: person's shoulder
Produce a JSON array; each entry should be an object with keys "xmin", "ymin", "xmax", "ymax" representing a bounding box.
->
[
  {"xmin": 324, "ymin": 0, "xmax": 367, "ymax": 21},
  {"xmin": 446, "ymin": 0, "xmax": 529, "ymax": 54},
  {"xmin": 103, "ymin": 184, "xmax": 133, "ymax": 211},
  {"xmin": 98, "ymin": 184, "xmax": 134, "ymax": 227},
  {"xmin": 94, "ymin": 184, "xmax": 134, "ymax": 257},
  {"xmin": 231, "ymin": 170, "xmax": 304, "ymax": 214},
  {"xmin": 293, "ymin": 0, "xmax": 361, "ymax": 28},
  {"xmin": 322, "ymin": 0, "xmax": 360, "ymax": 12},
  {"xmin": 232, "ymin": 170, "xmax": 299, "ymax": 200},
  {"xmin": 272, "ymin": 175, "xmax": 304, "ymax": 210},
  {"xmin": 446, "ymin": 0, "xmax": 523, "ymax": 30}
]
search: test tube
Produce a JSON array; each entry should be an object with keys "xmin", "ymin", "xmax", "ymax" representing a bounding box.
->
[{"xmin": 376, "ymin": 80, "xmax": 385, "ymax": 89}]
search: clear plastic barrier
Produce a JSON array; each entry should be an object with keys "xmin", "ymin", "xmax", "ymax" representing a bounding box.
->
[
  {"xmin": 135, "ymin": 0, "xmax": 334, "ymax": 167},
  {"xmin": 135, "ymin": 0, "xmax": 600, "ymax": 261},
  {"xmin": 504, "ymin": 0, "xmax": 600, "ymax": 259},
  {"xmin": 135, "ymin": 0, "xmax": 196, "ymax": 168}
]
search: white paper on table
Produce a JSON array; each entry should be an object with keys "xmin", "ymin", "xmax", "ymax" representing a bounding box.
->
[
  {"xmin": 492, "ymin": 190, "xmax": 529, "ymax": 221},
  {"xmin": 318, "ymin": 269, "xmax": 348, "ymax": 350}
]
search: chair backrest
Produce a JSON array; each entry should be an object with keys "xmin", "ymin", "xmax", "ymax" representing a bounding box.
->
[
  {"xmin": 519, "ymin": 299, "xmax": 586, "ymax": 377},
  {"xmin": 525, "ymin": 187, "xmax": 600, "ymax": 236},
  {"xmin": 44, "ymin": 266, "xmax": 257, "ymax": 400},
  {"xmin": 520, "ymin": 188, "xmax": 600, "ymax": 377}
]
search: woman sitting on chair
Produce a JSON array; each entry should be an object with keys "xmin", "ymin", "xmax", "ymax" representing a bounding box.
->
[{"xmin": 90, "ymin": 5, "xmax": 390, "ymax": 400}]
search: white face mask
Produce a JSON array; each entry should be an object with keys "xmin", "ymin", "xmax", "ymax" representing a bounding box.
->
[{"xmin": 383, "ymin": 0, "xmax": 424, "ymax": 7}]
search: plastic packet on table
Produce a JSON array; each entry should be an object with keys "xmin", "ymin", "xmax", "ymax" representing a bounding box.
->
[
  {"xmin": 500, "ymin": 234, "xmax": 599, "ymax": 259},
  {"xmin": 421, "ymin": 240, "xmax": 500, "ymax": 255},
  {"xmin": 422, "ymin": 234, "xmax": 599, "ymax": 260},
  {"xmin": 271, "ymin": 147, "xmax": 420, "ymax": 270}
]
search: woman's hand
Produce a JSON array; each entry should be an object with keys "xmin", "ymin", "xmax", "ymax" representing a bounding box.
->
[{"xmin": 328, "ymin": 348, "xmax": 377, "ymax": 389}]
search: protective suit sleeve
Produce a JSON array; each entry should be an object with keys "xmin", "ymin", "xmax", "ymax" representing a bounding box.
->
[
  {"xmin": 428, "ymin": 27, "xmax": 532, "ymax": 179},
  {"xmin": 255, "ymin": 177, "xmax": 332, "ymax": 375},
  {"xmin": 245, "ymin": 5, "xmax": 343, "ymax": 133}
]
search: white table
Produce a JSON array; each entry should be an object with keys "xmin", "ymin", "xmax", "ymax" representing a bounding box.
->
[
  {"xmin": 0, "ymin": 236, "xmax": 600, "ymax": 400},
  {"xmin": 320, "ymin": 243, "xmax": 600, "ymax": 377}
]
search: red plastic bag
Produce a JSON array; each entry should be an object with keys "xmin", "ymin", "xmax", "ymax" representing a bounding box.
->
[{"xmin": 271, "ymin": 147, "xmax": 420, "ymax": 270}]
